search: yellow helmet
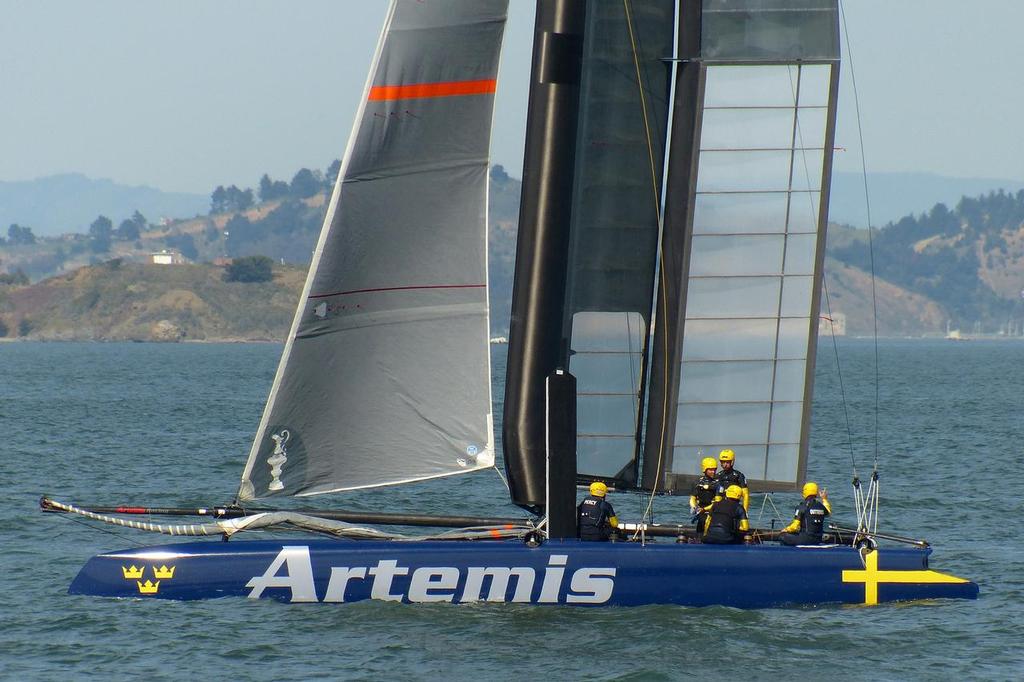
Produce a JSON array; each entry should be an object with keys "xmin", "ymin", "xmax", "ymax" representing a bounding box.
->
[
  {"xmin": 718, "ymin": 449, "xmax": 735, "ymax": 463},
  {"xmin": 725, "ymin": 485, "xmax": 743, "ymax": 500},
  {"xmin": 802, "ymin": 482, "xmax": 819, "ymax": 497},
  {"xmin": 590, "ymin": 481, "xmax": 608, "ymax": 497},
  {"xmin": 701, "ymin": 457, "xmax": 717, "ymax": 471}
]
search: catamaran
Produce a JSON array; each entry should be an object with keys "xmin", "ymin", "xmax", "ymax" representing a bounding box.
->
[{"xmin": 44, "ymin": 0, "xmax": 977, "ymax": 607}]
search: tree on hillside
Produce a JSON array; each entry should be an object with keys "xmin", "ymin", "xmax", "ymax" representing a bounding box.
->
[
  {"xmin": 117, "ymin": 218, "xmax": 141, "ymax": 241},
  {"xmin": 211, "ymin": 185, "xmax": 228, "ymax": 213},
  {"xmin": 211, "ymin": 185, "xmax": 254, "ymax": 214},
  {"xmin": 224, "ymin": 255, "xmax": 274, "ymax": 283},
  {"xmin": 325, "ymin": 159, "xmax": 342, "ymax": 189},
  {"xmin": 0, "ymin": 269, "xmax": 29, "ymax": 285},
  {"xmin": 290, "ymin": 168, "xmax": 321, "ymax": 199},
  {"xmin": 165, "ymin": 233, "xmax": 198, "ymax": 261},
  {"xmin": 224, "ymin": 213, "xmax": 267, "ymax": 257},
  {"xmin": 258, "ymin": 174, "xmax": 290, "ymax": 202},
  {"xmin": 7, "ymin": 224, "xmax": 36, "ymax": 245},
  {"xmin": 89, "ymin": 215, "xmax": 113, "ymax": 253}
]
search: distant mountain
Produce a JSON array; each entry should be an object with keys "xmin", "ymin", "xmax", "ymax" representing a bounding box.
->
[
  {"xmin": 0, "ymin": 174, "xmax": 208, "ymax": 236},
  {"xmin": 829, "ymin": 171, "xmax": 1024, "ymax": 228}
]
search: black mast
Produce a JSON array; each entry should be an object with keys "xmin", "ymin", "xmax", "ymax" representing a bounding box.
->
[{"xmin": 503, "ymin": 0, "xmax": 587, "ymax": 512}]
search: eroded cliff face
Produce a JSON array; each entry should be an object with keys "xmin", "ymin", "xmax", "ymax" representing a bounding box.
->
[{"xmin": 823, "ymin": 258, "xmax": 947, "ymax": 336}]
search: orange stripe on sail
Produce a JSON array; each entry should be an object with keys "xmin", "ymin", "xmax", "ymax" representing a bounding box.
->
[{"xmin": 368, "ymin": 78, "xmax": 497, "ymax": 101}]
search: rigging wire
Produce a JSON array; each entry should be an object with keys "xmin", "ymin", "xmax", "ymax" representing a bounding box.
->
[
  {"xmin": 822, "ymin": 280, "xmax": 859, "ymax": 477},
  {"xmin": 52, "ymin": 510, "xmax": 152, "ymax": 547},
  {"xmin": 839, "ymin": 0, "xmax": 882, "ymax": 535},
  {"xmin": 622, "ymin": 0, "xmax": 673, "ymax": 537},
  {"xmin": 838, "ymin": 0, "xmax": 881, "ymax": 471}
]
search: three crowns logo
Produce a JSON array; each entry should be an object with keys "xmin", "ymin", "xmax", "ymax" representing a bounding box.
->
[
  {"xmin": 120, "ymin": 564, "xmax": 177, "ymax": 594},
  {"xmin": 153, "ymin": 565, "xmax": 176, "ymax": 579},
  {"xmin": 121, "ymin": 565, "xmax": 145, "ymax": 579},
  {"xmin": 137, "ymin": 580, "xmax": 160, "ymax": 595}
]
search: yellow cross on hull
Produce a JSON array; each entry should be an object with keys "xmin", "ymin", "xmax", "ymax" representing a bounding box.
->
[{"xmin": 842, "ymin": 550, "xmax": 969, "ymax": 605}]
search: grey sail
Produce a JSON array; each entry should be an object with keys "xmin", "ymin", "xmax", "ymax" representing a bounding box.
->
[{"xmin": 238, "ymin": 0, "xmax": 508, "ymax": 500}]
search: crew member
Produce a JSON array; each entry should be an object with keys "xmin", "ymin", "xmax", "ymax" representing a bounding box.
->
[
  {"xmin": 716, "ymin": 449, "xmax": 749, "ymax": 511},
  {"xmin": 577, "ymin": 481, "xmax": 618, "ymax": 541},
  {"xmin": 702, "ymin": 485, "xmax": 750, "ymax": 545},
  {"xmin": 690, "ymin": 457, "xmax": 719, "ymax": 540},
  {"xmin": 779, "ymin": 482, "xmax": 832, "ymax": 546}
]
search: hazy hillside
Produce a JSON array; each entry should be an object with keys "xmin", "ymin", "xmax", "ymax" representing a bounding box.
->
[
  {"xmin": 8, "ymin": 163, "xmax": 1024, "ymax": 339},
  {"xmin": 0, "ymin": 174, "xmax": 208, "ymax": 236},
  {"xmin": 8, "ymin": 169, "xmax": 1024, "ymax": 237},
  {"xmin": 829, "ymin": 189, "xmax": 1024, "ymax": 330},
  {"xmin": 824, "ymin": 171, "xmax": 1024, "ymax": 229},
  {"xmin": 0, "ymin": 261, "xmax": 305, "ymax": 341}
]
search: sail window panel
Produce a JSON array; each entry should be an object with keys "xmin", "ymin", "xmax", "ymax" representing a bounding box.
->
[
  {"xmin": 783, "ymin": 233, "xmax": 819, "ymax": 275},
  {"xmin": 678, "ymin": 360, "xmax": 775, "ymax": 402},
  {"xmin": 689, "ymin": 235, "xmax": 785, "ymax": 277},
  {"xmin": 696, "ymin": 150, "xmax": 794, "ymax": 193},
  {"xmin": 768, "ymin": 401, "xmax": 804, "ymax": 444},
  {"xmin": 772, "ymin": 359, "xmax": 809, "ymax": 401},
  {"xmin": 786, "ymin": 191, "xmax": 822, "ymax": 234},
  {"xmin": 701, "ymin": 2, "xmax": 839, "ymax": 63},
  {"xmin": 692, "ymin": 192, "xmax": 790, "ymax": 235},
  {"xmin": 796, "ymin": 64, "xmax": 833, "ymax": 107},
  {"xmin": 788, "ymin": 148, "xmax": 826, "ymax": 193},
  {"xmin": 571, "ymin": 312, "xmax": 645, "ymax": 352},
  {"xmin": 570, "ymin": 352, "xmax": 642, "ymax": 395},
  {"xmin": 681, "ymin": 318, "xmax": 780, "ymax": 360},
  {"xmin": 577, "ymin": 395, "xmax": 638, "ymax": 437},
  {"xmin": 793, "ymin": 106, "xmax": 828, "ymax": 154},
  {"xmin": 764, "ymin": 444, "xmax": 801, "ymax": 483},
  {"xmin": 672, "ymin": 444, "xmax": 767, "ymax": 479},
  {"xmin": 675, "ymin": 402, "xmax": 771, "ymax": 447},
  {"xmin": 700, "ymin": 107, "xmax": 796, "ymax": 151},
  {"xmin": 578, "ymin": 437, "xmax": 638, "ymax": 479},
  {"xmin": 780, "ymin": 275, "xmax": 814, "ymax": 317},
  {"xmin": 685, "ymin": 276, "xmax": 781, "ymax": 318},
  {"xmin": 702, "ymin": 65, "xmax": 799, "ymax": 108},
  {"xmin": 777, "ymin": 317, "xmax": 813, "ymax": 359}
]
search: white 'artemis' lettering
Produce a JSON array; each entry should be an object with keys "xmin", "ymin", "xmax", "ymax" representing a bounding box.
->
[
  {"xmin": 245, "ymin": 546, "xmax": 317, "ymax": 602},
  {"xmin": 367, "ymin": 559, "xmax": 409, "ymax": 601},
  {"xmin": 322, "ymin": 566, "xmax": 367, "ymax": 603},
  {"xmin": 539, "ymin": 554, "xmax": 568, "ymax": 603},
  {"xmin": 408, "ymin": 567, "xmax": 460, "ymax": 602},
  {"xmin": 567, "ymin": 567, "xmax": 616, "ymax": 604},
  {"xmin": 459, "ymin": 567, "xmax": 536, "ymax": 602}
]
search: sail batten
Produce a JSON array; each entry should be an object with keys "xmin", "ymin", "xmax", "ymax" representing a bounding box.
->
[{"xmin": 238, "ymin": 0, "xmax": 508, "ymax": 501}]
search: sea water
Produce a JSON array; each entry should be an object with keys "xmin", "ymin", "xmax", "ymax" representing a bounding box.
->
[{"xmin": 1, "ymin": 340, "xmax": 1021, "ymax": 680}]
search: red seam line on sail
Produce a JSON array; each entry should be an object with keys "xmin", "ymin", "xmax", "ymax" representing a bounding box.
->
[
  {"xmin": 309, "ymin": 284, "xmax": 486, "ymax": 299},
  {"xmin": 367, "ymin": 79, "xmax": 497, "ymax": 101}
]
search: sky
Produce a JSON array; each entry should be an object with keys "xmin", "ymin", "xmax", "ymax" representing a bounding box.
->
[{"xmin": 2, "ymin": 1, "xmax": 1024, "ymax": 195}]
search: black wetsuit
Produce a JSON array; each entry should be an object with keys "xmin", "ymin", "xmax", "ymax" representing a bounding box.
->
[
  {"xmin": 703, "ymin": 497, "xmax": 748, "ymax": 545},
  {"xmin": 779, "ymin": 497, "xmax": 831, "ymax": 545},
  {"xmin": 716, "ymin": 467, "xmax": 748, "ymax": 497},
  {"xmin": 577, "ymin": 495, "xmax": 616, "ymax": 541},
  {"xmin": 690, "ymin": 475, "xmax": 718, "ymax": 535}
]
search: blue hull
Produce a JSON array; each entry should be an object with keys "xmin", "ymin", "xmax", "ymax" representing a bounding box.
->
[{"xmin": 70, "ymin": 539, "xmax": 978, "ymax": 607}]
